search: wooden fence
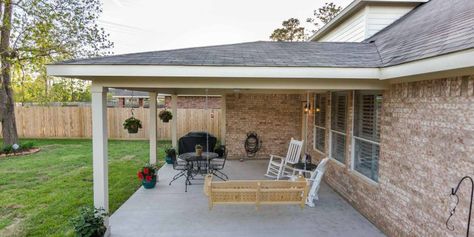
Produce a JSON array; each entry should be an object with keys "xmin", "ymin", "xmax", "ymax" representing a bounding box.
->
[{"xmin": 0, "ymin": 106, "xmax": 221, "ymax": 140}]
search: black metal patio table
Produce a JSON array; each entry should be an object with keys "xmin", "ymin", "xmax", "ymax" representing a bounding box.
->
[{"xmin": 179, "ymin": 152, "xmax": 219, "ymax": 192}]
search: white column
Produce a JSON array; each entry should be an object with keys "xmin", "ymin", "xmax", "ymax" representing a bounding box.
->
[
  {"xmin": 149, "ymin": 92, "xmax": 157, "ymax": 165},
  {"xmin": 91, "ymin": 84, "xmax": 109, "ymax": 213},
  {"xmin": 171, "ymin": 94, "xmax": 178, "ymax": 148},
  {"xmin": 220, "ymin": 95, "xmax": 226, "ymax": 145}
]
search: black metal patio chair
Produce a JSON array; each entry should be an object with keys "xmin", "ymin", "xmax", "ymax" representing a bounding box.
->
[
  {"xmin": 168, "ymin": 155, "xmax": 190, "ymax": 186},
  {"xmin": 210, "ymin": 146, "xmax": 229, "ymax": 181}
]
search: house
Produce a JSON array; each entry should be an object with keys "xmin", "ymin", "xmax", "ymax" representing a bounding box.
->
[
  {"xmin": 47, "ymin": 0, "xmax": 474, "ymax": 236},
  {"xmin": 109, "ymin": 88, "xmax": 150, "ymax": 107}
]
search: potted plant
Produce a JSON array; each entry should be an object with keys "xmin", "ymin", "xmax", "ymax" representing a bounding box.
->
[
  {"xmin": 123, "ymin": 117, "xmax": 142, "ymax": 134},
  {"xmin": 159, "ymin": 110, "xmax": 173, "ymax": 123},
  {"xmin": 165, "ymin": 147, "xmax": 176, "ymax": 164},
  {"xmin": 195, "ymin": 144, "xmax": 203, "ymax": 156},
  {"xmin": 71, "ymin": 206, "xmax": 108, "ymax": 237},
  {"xmin": 137, "ymin": 164, "xmax": 158, "ymax": 189}
]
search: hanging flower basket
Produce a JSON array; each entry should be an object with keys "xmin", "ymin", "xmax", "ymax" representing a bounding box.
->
[
  {"xmin": 123, "ymin": 117, "xmax": 142, "ymax": 134},
  {"xmin": 138, "ymin": 164, "xmax": 158, "ymax": 189},
  {"xmin": 159, "ymin": 110, "xmax": 173, "ymax": 123}
]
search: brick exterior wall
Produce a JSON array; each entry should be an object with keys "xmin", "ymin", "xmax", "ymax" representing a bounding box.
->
[
  {"xmin": 306, "ymin": 75, "xmax": 474, "ymax": 236},
  {"xmin": 226, "ymin": 93, "xmax": 303, "ymax": 159},
  {"xmin": 164, "ymin": 96, "xmax": 221, "ymax": 109}
]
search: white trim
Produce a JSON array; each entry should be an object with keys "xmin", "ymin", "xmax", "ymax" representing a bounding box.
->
[
  {"xmin": 380, "ymin": 49, "xmax": 474, "ymax": 80},
  {"xmin": 314, "ymin": 125, "xmax": 326, "ymax": 130},
  {"xmin": 354, "ymin": 135, "xmax": 380, "ymax": 145},
  {"xmin": 331, "ymin": 129, "xmax": 346, "ymax": 136},
  {"xmin": 47, "ymin": 64, "xmax": 380, "ymax": 79}
]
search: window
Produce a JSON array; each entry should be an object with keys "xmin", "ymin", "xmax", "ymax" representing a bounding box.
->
[
  {"xmin": 313, "ymin": 94, "xmax": 327, "ymax": 153},
  {"xmin": 330, "ymin": 92, "xmax": 348, "ymax": 164},
  {"xmin": 353, "ymin": 91, "xmax": 383, "ymax": 182}
]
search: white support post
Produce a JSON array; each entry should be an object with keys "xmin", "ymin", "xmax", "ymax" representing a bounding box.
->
[
  {"xmin": 220, "ymin": 95, "xmax": 226, "ymax": 145},
  {"xmin": 91, "ymin": 84, "xmax": 109, "ymax": 213},
  {"xmin": 149, "ymin": 92, "xmax": 157, "ymax": 165},
  {"xmin": 171, "ymin": 94, "xmax": 178, "ymax": 148}
]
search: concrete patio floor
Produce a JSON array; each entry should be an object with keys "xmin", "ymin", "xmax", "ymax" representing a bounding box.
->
[{"xmin": 110, "ymin": 160, "xmax": 385, "ymax": 237}]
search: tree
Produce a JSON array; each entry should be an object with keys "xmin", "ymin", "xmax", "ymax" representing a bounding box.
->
[
  {"xmin": 0, "ymin": 0, "xmax": 112, "ymax": 146},
  {"xmin": 269, "ymin": 2, "xmax": 342, "ymax": 41},
  {"xmin": 270, "ymin": 18, "xmax": 306, "ymax": 42},
  {"xmin": 306, "ymin": 2, "xmax": 342, "ymax": 33}
]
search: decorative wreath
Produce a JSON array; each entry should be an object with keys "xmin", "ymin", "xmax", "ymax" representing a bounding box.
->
[{"xmin": 244, "ymin": 131, "xmax": 261, "ymax": 157}]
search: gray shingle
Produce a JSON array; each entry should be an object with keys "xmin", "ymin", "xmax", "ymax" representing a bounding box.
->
[
  {"xmin": 58, "ymin": 41, "xmax": 383, "ymax": 68},
  {"xmin": 366, "ymin": 0, "xmax": 474, "ymax": 66}
]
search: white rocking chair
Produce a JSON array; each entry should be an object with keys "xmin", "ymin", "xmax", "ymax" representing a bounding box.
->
[
  {"xmin": 265, "ymin": 138, "xmax": 304, "ymax": 180},
  {"xmin": 305, "ymin": 158, "xmax": 329, "ymax": 207}
]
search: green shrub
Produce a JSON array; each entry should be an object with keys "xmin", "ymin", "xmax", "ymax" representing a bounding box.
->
[
  {"xmin": 2, "ymin": 145, "xmax": 13, "ymax": 154},
  {"xmin": 164, "ymin": 147, "xmax": 176, "ymax": 157},
  {"xmin": 71, "ymin": 206, "xmax": 108, "ymax": 237},
  {"xmin": 21, "ymin": 142, "xmax": 35, "ymax": 150}
]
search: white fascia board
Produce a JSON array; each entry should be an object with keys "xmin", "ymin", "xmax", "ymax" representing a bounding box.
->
[
  {"xmin": 46, "ymin": 65, "xmax": 381, "ymax": 80},
  {"xmin": 380, "ymin": 49, "xmax": 474, "ymax": 80}
]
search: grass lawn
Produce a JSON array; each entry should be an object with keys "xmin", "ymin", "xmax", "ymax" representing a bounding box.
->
[{"xmin": 0, "ymin": 139, "xmax": 168, "ymax": 237}]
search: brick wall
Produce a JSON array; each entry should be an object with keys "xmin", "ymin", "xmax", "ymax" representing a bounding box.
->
[
  {"xmin": 164, "ymin": 96, "xmax": 221, "ymax": 109},
  {"xmin": 226, "ymin": 93, "xmax": 303, "ymax": 159},
  {"xmin": 306, "ymin": 76, "xmax": 474, "ymax": 236}
]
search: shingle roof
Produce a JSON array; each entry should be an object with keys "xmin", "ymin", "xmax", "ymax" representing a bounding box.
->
[
  {"xmin": 365, "ymin": 0, "xmax": 474, "ymax": 66},
  {"xmin": 58, "ymin": 0, "xmax": 474, "ymax": 68},
  {"xmin": 59, "ymin": 41, "xmax": 383, "ymax": 68}
]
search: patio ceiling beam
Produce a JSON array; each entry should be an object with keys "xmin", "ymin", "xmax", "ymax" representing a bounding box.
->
[
  {"xmin": 90, "ymin": 77, "xmax": 390, "ymax": 90},
  {"xmin": 47, "ymin": 65, "xmax": 380, "ymax": 79},
  {"xmin": 109, "ymin": 88, "xmax": 326, "ymax": 95}
]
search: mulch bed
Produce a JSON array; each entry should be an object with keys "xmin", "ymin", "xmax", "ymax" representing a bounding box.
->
[{"xmin": 0, "ymin": 148, "xmax": 41, "ymax": 158}]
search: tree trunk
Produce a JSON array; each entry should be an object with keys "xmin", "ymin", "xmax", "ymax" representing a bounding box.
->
[{"xmin": 0, "ymin": 0, "xmax": 19, "ymax": 146}]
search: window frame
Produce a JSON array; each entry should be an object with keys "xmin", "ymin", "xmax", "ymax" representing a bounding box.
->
[
  {"xmin": 313, "ymin": 93, "xmax": 327, "ymax": 155},
  {"xmin": 329, "ymin": 91, "xmax": 348, "ymax": 165},
  {"xmin": 350, "ymin": 90, "xmax": 383, "ymax": 183}
]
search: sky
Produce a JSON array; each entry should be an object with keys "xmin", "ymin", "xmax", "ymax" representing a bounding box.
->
[{"xmin": 99, "ymin": 0, "xmax": 353, "ymax": 54}]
